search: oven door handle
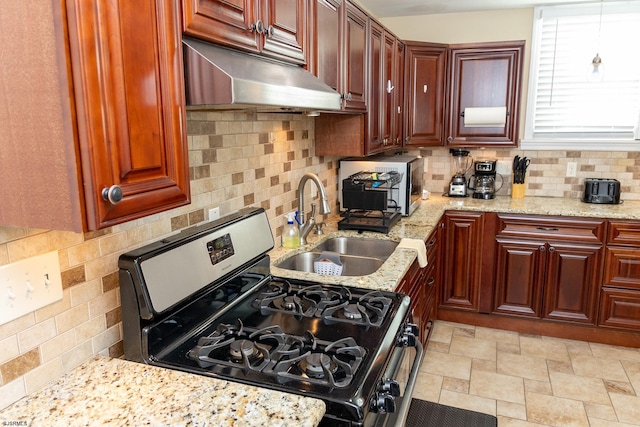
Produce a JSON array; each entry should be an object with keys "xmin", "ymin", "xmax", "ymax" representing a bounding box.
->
[{"xmin": 393, "ymin": 341, "xmax": 424, "ymax": 427}]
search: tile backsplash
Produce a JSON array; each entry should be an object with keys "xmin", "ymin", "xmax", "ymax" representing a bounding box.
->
[{"xmin": 1, "ymin": 110, "xmax": 638, "ymax": 410}]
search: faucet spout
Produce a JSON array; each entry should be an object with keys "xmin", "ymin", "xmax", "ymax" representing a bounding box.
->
[{"xmin": 297, "ymin": 173, "xmax": 331, "ymax": 245}]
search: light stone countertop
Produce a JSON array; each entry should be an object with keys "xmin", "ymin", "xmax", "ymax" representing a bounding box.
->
[
  {"xmin": 269, "ymin": 195, "xmax": 640, "ymax": 292},
  {"xmin": 0, "ymin": 356, "xmax": 325, "ymax": 427}
]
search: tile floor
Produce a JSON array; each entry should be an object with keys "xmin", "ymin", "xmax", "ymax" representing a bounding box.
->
[{"xmin": 415, "ymin": 321, "xmax": 640, "ymax": 426}]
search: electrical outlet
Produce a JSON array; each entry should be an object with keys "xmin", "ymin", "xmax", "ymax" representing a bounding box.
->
[
  {"xmin": 209, "ymin": 207, "xmax": 220, "ymax": 220},
  {"xmin": 566, "ymin": 162, "xmax": 577, "ymax": 177},
  {"xmin": 0, "ymin": 251, "xmax": 63, "ymax": 325}
]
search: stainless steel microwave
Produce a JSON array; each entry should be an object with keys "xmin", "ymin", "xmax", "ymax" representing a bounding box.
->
[{"xmin": 338, "ymin": 155, "xmax": 423, "ymax": 216}]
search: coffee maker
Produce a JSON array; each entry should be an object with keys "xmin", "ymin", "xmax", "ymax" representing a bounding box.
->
[
  {"xmin": 468, "ymin": 160, "xmax": 504, "ymax": 199},
  {"xmin": 448, "ymin": 149, "xmax": 472, "ymax": 197}
]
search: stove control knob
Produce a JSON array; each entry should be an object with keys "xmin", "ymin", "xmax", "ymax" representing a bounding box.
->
[
  {"xmin": 404, "ymin": 323, "xmax": 419, "ymax": 335},
  {"xmin": 372, "ymin": 392, "xmax": 396, "ymax": 413},
  {"xmin": 380, "ymin": 379, "xmax": 401, "ymax": 397},
  {"xmin": 398, "ymin": 332, "xmax": 417, "ymax": 347}
]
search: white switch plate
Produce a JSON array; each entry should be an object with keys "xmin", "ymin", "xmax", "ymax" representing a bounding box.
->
[
  {"xmin": 0, "ymin": 251, "xmax": 63, "ymax": 325},
  {"xmin": 567, "ymin": 162, "xmax": 577, "ymax": 177}
]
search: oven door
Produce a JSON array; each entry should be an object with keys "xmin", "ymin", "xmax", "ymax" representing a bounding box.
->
[{"xmin": 364, "ymin": 340, "xmax": 424, "ymax": 427}]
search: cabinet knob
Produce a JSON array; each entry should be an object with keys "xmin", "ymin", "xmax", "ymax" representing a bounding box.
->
[
  {"xmin": 251, "ymin": 20, "xmax": 265, "ymax": 33},
  {"xmin": 539, "ymin": 245, "xmax": 546, "ymax": 252},
  {"xmin": 264, "ymin": 25, "xmax": 275, "ymax": 37},
  {"xmin": 405, "ymin": 136, "xmax": 410, "ymax": 142},
  {"xmin": 427, "ymin": 277, "xmax": 435, "ymax": 287},
  {"xmin": 548, "ymin": 246, "xmax": 556, "ymax": 253},
  {"xmin": 102, "ymin": 185, "xmax": 123, "ymax": 205},
  {"xmin": 447, "ymin": 136, "xmax": 453, "ymax": 143}
]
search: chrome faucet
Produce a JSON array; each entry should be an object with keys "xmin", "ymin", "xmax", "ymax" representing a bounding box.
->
[{"xmin": 297, "ymin": 172, "xmax": 331, "ymax": 245}]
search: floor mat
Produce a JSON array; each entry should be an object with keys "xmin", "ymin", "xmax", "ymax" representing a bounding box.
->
[{"xmin": 406, "ymin": 399, "xmax": 497, "ymax": 427}]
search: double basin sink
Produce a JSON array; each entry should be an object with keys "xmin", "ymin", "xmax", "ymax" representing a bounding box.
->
[{"xmin": 275, "ymin": 237, "xmax": 398, "ymax": 276}]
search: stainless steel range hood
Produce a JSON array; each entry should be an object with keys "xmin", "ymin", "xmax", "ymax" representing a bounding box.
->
[{"xmin": 183, "ymin": 37, "xmax": 341, "ymax": 113}]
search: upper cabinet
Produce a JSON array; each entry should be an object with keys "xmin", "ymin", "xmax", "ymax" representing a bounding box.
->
[
  {"xmin": 314, "ymin": 0, "xmax": 367, "ymax": 111},
  {"xmin": 182, "ymin": 0, "xmax": 308, "ymax": 65},
  {"xmin": 404, "ymin": 42, "xmax": 448, "ymax": 147},
  {"xmin": 0, "ymin": 0, "xmax": 190, "ymax": 232},
  {"xmin": 445, "ymin": 41, "xmax": 525, "ymax": 147}
]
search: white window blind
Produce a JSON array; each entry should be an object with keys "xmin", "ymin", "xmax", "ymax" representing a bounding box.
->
[{"xmin": 524, "ymin": 2, "xmax": 640, "ymax": 149}]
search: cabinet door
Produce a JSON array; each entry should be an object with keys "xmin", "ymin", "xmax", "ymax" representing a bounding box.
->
[
  {"xmin": 446, "ymin": 41, "xmax": 524, "ymax": 147},
  {"xmin": 493, "ymin": 238, "xmax": 546, "ymax": 317},
  {"xmin": 392, "ymin": 41, "xmax": 405, "ymax": 147},
  {"xmin": 182, "ymin": 0, "xmax": 260, "ymax": 53},
  {"xmin": 343, "ymin": 1, "xmax": 367, "ymax": 111},
  {"xmin": 543, "ymin": 243, "xmax": 602, "ymax": 324},
  {"xmin": 366, "ymin": 20, "xmax": 383, "ymax": 154},
  {"xmin": 404, "ymin": 43, "xmax": 447, "ymax": 147},
  {"xmin": 441, "ymin": 211, "xmax": 484, "ymax": 311},
  {"xmin": 69, "ymin": 0, "xmax": 190, "ymax": 229},
  {"xmin": 260, "ymin": 0, "xmax": 307, "ymax": 64},
  {"xmin": 315, "ymin": 0, "xmax": 341, "ymax": 91},
  {"xmin": 599, "ymin": 288, "xmax": 640, "ymax": 331},
  {"xmin": 604, "ymin": 247, "xmax": 640, "ymax": 289}
]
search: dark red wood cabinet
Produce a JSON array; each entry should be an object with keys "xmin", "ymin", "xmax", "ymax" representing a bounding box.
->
[{"xmin": 182, "ymin": 0, "xmax": 308, "ymax": 65}]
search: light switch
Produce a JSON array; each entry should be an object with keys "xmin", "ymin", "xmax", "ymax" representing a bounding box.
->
[{"xmin": 0, "ymin": 251, "xmax": 63, "ymax": 325}]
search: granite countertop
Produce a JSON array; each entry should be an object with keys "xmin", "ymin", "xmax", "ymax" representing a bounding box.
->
[
  {"xmin": 0, "ymin": 356, "xmax": 325, "ymax": 427},
  {"xmin": 270, "ymin": 195, "xmax": 640, "ymax": 292}
]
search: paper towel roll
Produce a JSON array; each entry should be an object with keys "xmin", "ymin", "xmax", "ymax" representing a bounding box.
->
[{"xmin": 463, "ymin": 106, "xmax": 507, "ymax": 127}]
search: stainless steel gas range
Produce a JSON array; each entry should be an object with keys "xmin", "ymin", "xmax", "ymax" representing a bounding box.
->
[{"xmin": 119, "ymin": 207, "xmax": 423, "ymax": 426}]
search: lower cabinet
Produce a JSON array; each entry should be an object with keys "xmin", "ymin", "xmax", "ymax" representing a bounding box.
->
[
  {"xmin": 397, "ymin": 228, "xmax": 440, "ymax": 348},
  {"xmin": 440, "ymin": 211, "xmax": 484, "ymax": 311},
  {"xmin": 492, "ymin": 214, "xmax": 605, "ymax": 325},
  {"xmin": 599, "ymin": 220, "xmax": 640, "ymax": 331}
]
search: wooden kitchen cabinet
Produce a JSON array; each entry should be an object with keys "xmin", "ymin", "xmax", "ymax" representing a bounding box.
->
[
  {"xmin": 445, "ymin": 41, "xmax": 524, "ymax": 147},
  {"xmin": 313, "ymin": 0, "xmax": 367, "ymax": 110},
  {"xmin": 493, "ymin": 214, "xmax": 605, "ymax": 324},
  {"xmin": 182, "ymin": 0, "xmax": 308, "ymax": 65},
  {"xmin": 397, "ymin": 227, "xmax": 440, "ymax": 348},
  {"xmin": 0, "ymin": 0, "xmax": 189, "ymax": 232},
  {"xmin": 440, "ymin": 211, "xmax": 484, "ymax": 311},
  {"xmin": 404, "ymin": 42, "xmax": 447, "ymax": 147},
  {"xmin": 599, "ymin": 220, "xmax": 640, "ymax": 331}
]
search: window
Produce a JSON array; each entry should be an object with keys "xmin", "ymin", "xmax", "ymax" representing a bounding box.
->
[{"xmin": 523, "ymin": 2, "xmax": 640, "ymax": 150}]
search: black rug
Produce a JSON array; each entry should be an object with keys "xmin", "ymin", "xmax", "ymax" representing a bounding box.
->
[{"xmin": 406, "ymin": 399, "xmax": 497, "ymax": 427}]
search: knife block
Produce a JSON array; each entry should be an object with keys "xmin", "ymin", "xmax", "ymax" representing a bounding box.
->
[{"xmin": 511, "ymin": 183, "xmax": 525, "ymax": 199}]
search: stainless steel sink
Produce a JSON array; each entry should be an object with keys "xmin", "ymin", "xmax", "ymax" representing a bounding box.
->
[
  {"xmin": 275, "ymin": 237, "xmax": 398, "ymax": 276},
  {"xmin": 314, "ymin": 237, "xmax": 398, "ymax": 259}
]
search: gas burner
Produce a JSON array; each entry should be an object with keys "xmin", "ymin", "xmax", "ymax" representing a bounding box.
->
[
  {"xmin": 254, "ymin": 280, "xmax": 318, "ymax": 317},
  {"xmin": 302, "ymin": 353, "xmax": 337, "ymax": 379},
  {"xmin": 275, "ymin": 336, "xmax": 365, "ymax": 388},
  {"xmin": 343, "ymin": 304, "xmax": 363, "ymax": 320},
  {"xmin": 229, "ymin": 339, "xmax": 258, "ymax": 361},
  {"xmin": 323, "ymin": 291, "xmax": 392, "ymax": 327}
]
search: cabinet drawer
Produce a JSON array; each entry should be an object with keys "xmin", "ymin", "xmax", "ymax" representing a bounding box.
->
[
  {"xmin": 604, "ymin": 247, "xmax": 640, "ymax": 289},
  {"xmin": 496, "ymin": 214, "xmax": 605, "ymax": 243},
  {"xmin": 607, "ymin": 220, "xmax": 640, "ymax": 246},
  {"xmin": 599, "ymin": 288, "xmax": 640, "ymax": 331}
]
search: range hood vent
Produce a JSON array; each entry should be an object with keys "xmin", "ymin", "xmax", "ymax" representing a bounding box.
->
[{"xmin": 183, "ymin": 37, "xmax": 341, "ymax": 113}]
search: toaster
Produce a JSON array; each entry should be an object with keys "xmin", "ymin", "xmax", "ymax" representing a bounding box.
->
[{"xmin": 583, "ymin": 178, "xmax": 621, "ymax": 204}]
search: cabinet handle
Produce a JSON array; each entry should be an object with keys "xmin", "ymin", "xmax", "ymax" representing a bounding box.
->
[
  {"xmin": 423, "ymin": 84, "xmax": 428, "ymax": 93},
  {"xmin": 427, "ymin": 277, "xmax": 435, "ymax": 287},
  {"xmin": 539, "ymin": 245, "xmax": 546, "ymax": 252},
  {"xmin": 397, "ymin": 105, "xmax": 401, "ymax": 114},
  {"xmin": 386, "ymin": 80, "xmax": 394, "ymax": 93},
  {"xmin": 264, "ymin": 25, "xmax": 274, "ymax": 37},
  {"xmin": 251, "ymin": 20, "xmax": 265, "ymax": 33},
  {"xmin": 427, "ymin": 239, "xmax": 436, "ymax": 249},
  {"xmin": 405, "ymin": 136, "xmax": 410, "ymax": 141},
  {"xmin": 548, "ymin": 246, "xmax": 556, "ymax": 253},
  {"xmin": 536, "ymin": 227, "xmax": 559, "ymax": 231},
  {"xmin": 101, "ymin": 185, "xmax": 123, "ymax": 205}
]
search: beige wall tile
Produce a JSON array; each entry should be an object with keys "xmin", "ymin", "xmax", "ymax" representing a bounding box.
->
[
  {"xmin": 0, "ymin": 377, "xmax": 25, "ymax": 410},
  {"xmin": 17, "ymin": 318, "xmax": 56, "ymax": 352},
  {"xmin": 69, "ymin": 279, "xmax": 101, "ymax": 307},
  {"xmin": 40, "ymin": 330, "xmax": 76, "ymax": 362},
  {"xmin": 55, "ymin": 304, "xmax": 89, "ymax": 335},
  {"xmin": 0, "ymin": 336, "xmax": 19, "ymax": 364},
  {"xmin": 23, "ymin": 358, "xmax": 63, "ymax": 395}
]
